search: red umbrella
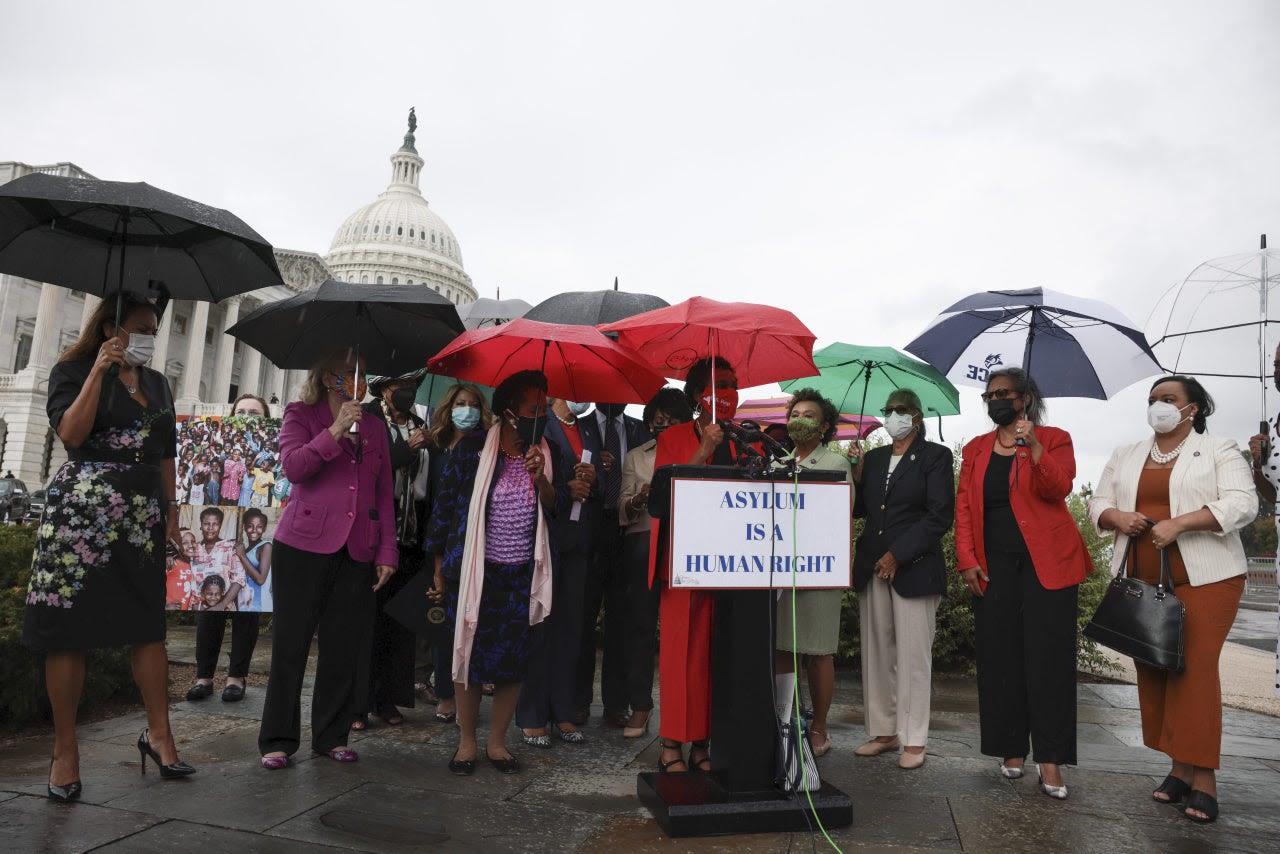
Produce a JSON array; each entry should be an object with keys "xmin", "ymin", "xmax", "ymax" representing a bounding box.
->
[
  {"xmin": 427, "ymin": 317, "xmax": 667, "ymax": 404},
  {"xmin": 736, "ymin": 396, "xmax": 883, "ymax": 440},
  {"xmin": 598, "ymin": 296, "xmax": 819, "ymax": 387}
]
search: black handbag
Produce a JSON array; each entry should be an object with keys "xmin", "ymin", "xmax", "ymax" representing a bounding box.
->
[{"xmin": 1083, "ymin": 539, "xmax": 1185, "ymax": 672}]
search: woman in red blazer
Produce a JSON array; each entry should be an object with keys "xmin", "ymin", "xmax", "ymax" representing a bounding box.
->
[
  {"xmin": 955, "ymin": 367, "xmax": 1092, "ymax": 800},
  {"xmin": 258, "ymin": 348, "xmax": 398, "ymax": 769},
  {"xmin": 648, "ymin": 356, "xmax": 741, "ymax": 774}
]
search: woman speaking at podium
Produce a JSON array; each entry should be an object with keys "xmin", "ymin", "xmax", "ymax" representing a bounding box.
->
[{"xmin": 648, "ymin": 356, "xmax": 746, "ymax": 773}]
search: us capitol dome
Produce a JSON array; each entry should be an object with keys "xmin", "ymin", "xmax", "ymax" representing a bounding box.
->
[{"xmin": 324, "ymin": 109, "xmax": 477, "ymax": 305}]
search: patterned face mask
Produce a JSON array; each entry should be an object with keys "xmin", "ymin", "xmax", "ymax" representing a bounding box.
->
[{"xmin": 325, "ymin": 371, "xmax": 367, "ymax": 400}]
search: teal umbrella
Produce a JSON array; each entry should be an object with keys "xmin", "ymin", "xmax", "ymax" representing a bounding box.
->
[{"xmin": 779, "ymin": 343, "xmax": 961, "ymax": 431}]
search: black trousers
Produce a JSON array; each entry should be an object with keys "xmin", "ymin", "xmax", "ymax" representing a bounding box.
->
[
  {"xmin": 974, "ymin": 549, "xmax": 1079, "ymax": 765},
  {"xmin": 257, "ymin": 541, "xmax": 375, "ymax": 756},
  {"xmin": 576, "ymin": 513, "xmax": 629, "ymax": 713},
  {"xmin": 516, "ymin": 546, "xmax": 589, "ymax": 727},
  {"xmin": 195, "ymin": 611, "xmax": 260, "ymax": 679},
  {"xmin": 353, "ymin": 551, "xmax": 421, "ymax": 714},
  {"xmin": 622, "ymin": 531, "xmax": 659, "ymax": 712}
]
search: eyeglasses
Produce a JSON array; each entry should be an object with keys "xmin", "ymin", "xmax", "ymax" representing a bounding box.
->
[
  {"xmin": 880, "ymin": 405, "xmax": 916, "ymax": 417},
  {"xmin": 980, "ymin": 388, "xmax": 1018, "ymax": 402}
]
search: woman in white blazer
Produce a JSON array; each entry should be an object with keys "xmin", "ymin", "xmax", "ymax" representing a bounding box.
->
[{"xmin": 1089, "ymin": 375, "xmax": 1256, "ymax": 825}]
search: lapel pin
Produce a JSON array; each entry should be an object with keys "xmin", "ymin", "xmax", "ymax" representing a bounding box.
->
[{"xmin": 1193, "ymin": 451, "xmax": 1200, "ymax": 457}]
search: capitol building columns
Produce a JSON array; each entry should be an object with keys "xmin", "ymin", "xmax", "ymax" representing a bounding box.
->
[
  {"xmin": 175, "ymin": 299, "xmax": 210, "ymax": 407},
  {"xmin": 209, "ymin": 296, "xmax": 242, "ymax": 405}
]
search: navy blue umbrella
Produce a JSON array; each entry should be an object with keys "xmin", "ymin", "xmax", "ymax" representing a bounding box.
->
[{"xmin": 904, "ymin": 287, "xmax": 1162, "ymax": 399}]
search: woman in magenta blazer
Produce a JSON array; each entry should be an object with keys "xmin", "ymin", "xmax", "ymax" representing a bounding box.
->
[
  {"xmin": 258, "ymin": 349, "xmax": 398, "ymax": 769},
  {"xmin": 954, "ymin": 367, "xmax": 1092, "ymax": 800}
]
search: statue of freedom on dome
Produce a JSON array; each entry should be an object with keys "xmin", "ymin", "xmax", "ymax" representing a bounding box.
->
[{"xmin": 408, "ymin": 107, "xmax": 417, "ymax": 134}]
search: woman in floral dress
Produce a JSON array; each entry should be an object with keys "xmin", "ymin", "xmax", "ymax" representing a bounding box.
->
[{"xmin": 24, "ymin": 292, "xmax": 194, "ymax": 801}]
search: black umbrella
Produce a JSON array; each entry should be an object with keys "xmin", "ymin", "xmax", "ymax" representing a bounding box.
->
[
  {"xmin": 226, "ymin": 279, "xmax": 465, "ymax": 376},
  {"xmin": 523, "ymin": 280, "xmax": 668, "ymax": 326},
  {"xmin": 0, "ymin": 173, "xmax": 283, "ymax": 306}
]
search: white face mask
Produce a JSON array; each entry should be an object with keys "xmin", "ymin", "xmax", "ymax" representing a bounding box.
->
[
  {"xmin": 566, "ymin": 401, "xmax": 592, "ymax": 416},
  {"xmin": 123, "ymin": 333, "xmax": 155, "ymax": 367},
  {"xmin": 1147, "ymin": 401, "xmax": 1191, "ymax": 434},
  {"xmin": 883, "ymin": 411, "xmax": 916, "ymax": 441}
]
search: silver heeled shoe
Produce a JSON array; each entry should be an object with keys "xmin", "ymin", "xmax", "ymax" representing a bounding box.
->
[
  {"xmin": 1037, "ymin": 766, "xmax": 1068, "ymax": 800},
  {"xmin": 999, "ymin": 759, "xmax": 1025, "ymax": 779}
]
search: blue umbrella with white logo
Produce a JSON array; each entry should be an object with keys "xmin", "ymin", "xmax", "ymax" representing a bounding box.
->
[{"xmin": 904, "ymin": 287, "xmax": 1162, "ymax": 399}]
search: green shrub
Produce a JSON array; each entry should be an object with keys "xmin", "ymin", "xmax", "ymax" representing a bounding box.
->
[{"xmin": 0, "ymin": 525, "xmax": 139, "ymax": 731}]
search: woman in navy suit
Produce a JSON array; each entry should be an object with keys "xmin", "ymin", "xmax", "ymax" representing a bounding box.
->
[{"xmin": 852, "ymin": 388, "xmax": 954, "ymax": 769}]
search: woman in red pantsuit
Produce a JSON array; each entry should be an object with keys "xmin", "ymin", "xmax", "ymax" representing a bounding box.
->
[{"xmin": 649, "ymin": 357, "xmax": 739, "ymax": 773}]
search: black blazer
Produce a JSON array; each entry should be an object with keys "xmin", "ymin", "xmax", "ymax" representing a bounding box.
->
[
  {"xmin": 543, "ymin": 415, "xmax": 604, "ymax": 554},
  {"xmin": 853, "ymin": 435, "xmax": 955, "ymax": 596}
]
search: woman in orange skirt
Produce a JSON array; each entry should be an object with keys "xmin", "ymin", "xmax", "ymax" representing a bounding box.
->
[{"xmin": 1091, "ymin": 375, "xmax": 1256, "ymax": 824}]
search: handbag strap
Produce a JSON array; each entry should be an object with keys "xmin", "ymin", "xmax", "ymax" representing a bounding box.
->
[{"xmin": 1120, "ymin": 529, "xmax": 1176, "ymax": 598}]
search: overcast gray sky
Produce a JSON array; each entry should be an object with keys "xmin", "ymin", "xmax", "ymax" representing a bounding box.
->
[{"xmin": 3, "ymin": 0, "xmax": 1278, "ymax": 484}]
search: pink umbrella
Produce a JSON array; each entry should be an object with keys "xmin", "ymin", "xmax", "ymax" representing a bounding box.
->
[{"xmin": 736, "ymin": 396, "xmax": 882, "ymax": 441}]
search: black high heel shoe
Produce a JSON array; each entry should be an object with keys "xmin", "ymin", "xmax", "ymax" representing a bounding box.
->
[
  {"xmin": 137, "ymin": 730, "xmax": 196, "ymax": 779},
  {"xmin": 47, "ymin": 758, "xmax": 81, "ymax": 803}
]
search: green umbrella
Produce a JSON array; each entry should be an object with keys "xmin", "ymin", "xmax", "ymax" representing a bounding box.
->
[{"xmin": 779, "ymin": 343, "xmax": 961, "ymax": 429}]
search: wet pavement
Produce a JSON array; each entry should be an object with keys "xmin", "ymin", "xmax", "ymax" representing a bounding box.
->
[{"xmin": 2, "ymin": 626, "xmax": 1279, "ymax": 852}]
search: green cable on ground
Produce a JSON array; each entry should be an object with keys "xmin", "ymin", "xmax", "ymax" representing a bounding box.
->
[{"xmin": 788, "ymin": 464, "xmax": 843, "ymax": 854}]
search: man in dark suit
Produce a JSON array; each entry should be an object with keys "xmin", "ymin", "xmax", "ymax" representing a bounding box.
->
[
  {"xmin": 575, "ymin": 401, "xmax": 651, "ymax": 725},
  {"xmin": 515, "ymin": 399, "xmax": 603, "ymax": 743}
]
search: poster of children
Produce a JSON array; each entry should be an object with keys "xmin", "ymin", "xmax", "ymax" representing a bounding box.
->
[{"xmin": 168, "ymin": 415, "xmax": 285, "ymax": 612}]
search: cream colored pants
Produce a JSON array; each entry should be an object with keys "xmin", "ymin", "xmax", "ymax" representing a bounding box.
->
[{"xmin": 859, "ymin": 581, "xmax": 940, "ymax": 747}]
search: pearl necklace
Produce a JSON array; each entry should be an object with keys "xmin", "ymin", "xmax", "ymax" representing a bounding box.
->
[
  {"xmin": 1149, "ymin": 436, "xmax": 1188, "ymax": 465},
  {"xmin": 554, "ymin": 412, "xmax": 576, "ymax": 426}
]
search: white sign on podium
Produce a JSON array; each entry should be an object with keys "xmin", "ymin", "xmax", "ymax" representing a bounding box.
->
[{"xmin": 668, "ymin": 476, "xmax": 852, "ymax": 590}]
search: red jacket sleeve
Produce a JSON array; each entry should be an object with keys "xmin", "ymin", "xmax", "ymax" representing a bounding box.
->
[
  {"xmin": 1028, "ymin": 426, "xmax": 1075, "ymax": 502},
  {"xmin": 954, "ymin": 439, "xmax": 980, "ymax": 571}
]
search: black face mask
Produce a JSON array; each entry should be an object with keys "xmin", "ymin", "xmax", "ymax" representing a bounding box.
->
[
  {"xmin": 987, "ymin": 398, "xmax": 1020, "ymax": 426},
  {"xmin": 1273, "ymin": 371, "xmax": 1280, "ymax": 392},
  {"xmin": 513, "ymin": 414, "xmax": 546, "ymax": 449},
  {"xmin": 597, "ymin": 403, "xmax": 627, "ymax": 419},
  {"xmin": 390, "ymin": 387, "xmax": 417, "ymax": 414}
]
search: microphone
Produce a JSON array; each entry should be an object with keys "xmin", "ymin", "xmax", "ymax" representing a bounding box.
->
[
  {"xmin": 718, "ymin": 420, "xmax": 762, "ymax": 460},
  {"xmin": 725, "ymin": 421, "xmax": 792, "ymax": 459}
]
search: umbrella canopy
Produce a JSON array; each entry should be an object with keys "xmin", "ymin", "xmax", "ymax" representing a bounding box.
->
[
  {"xmin": 456, "ymin": 296, "xmax": 531, "ymax": 329},
  {"xmin": 0, "ymin": 172, "xmax": 282, "ymax": 301},
  {"xmin": 427, "ymin": 317, "xmax": 667, "ymax": 404},
  {"xmin": 780, "ymin": 343, "xmax": 961, "ymax": 421},
  {"xmin": 736, "ymin": 396, "xmax": 882, "ymax": 440},
  {"xmin": 904, "ymin": 287, "xmax": 1161, "ymax": 399},
  {"xmin": 524, "ymin": 288, "xmax": 669, "ymax": 326},
  {"xmin": 1147, "ymin": 235, "xmax": 1278, "ymax": 421},
  {"xmin": 598, "ymin": 296, "xmax": 819, "ymax": 387},
  {"xmin": 226, "ymin": 280, "xmax": 464, "ymax": 375}
]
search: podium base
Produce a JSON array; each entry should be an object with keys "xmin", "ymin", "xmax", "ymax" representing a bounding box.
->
[{"xmin": 637, "ymin": 771, "xmax": 853, "ymax": 838}]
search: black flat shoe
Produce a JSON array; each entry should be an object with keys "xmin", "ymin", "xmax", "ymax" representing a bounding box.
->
[
  {"xmin": 448, "ymin": 752, "xmax": 476, "ymax": 775},
  {"xmin": 221, "ymin": 683, "xmax": 245, "ymax": 702},
  {"xmin": 1183, "ymin": 790, "xmax": 1219, "ymax": 823},
  {"xmin": 185, "ymin": 682, "xmax": 213, "ymax": 701},
  {"xmin": 46, "ymin": 759, "xmax": 81, "ymax": 803},
  {"xmin": 1153, "ymin": 774, "xmax": 1192, "ymax": 805},
  {"xmin": 137, "ymin": 730, "xmax": 196, "ymax": 779},
  {"xmin": 486, "ymin": 752, "xmax": 520, "ymax": 774}
]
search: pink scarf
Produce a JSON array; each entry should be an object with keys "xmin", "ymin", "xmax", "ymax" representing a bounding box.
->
[{"xmin": 452, "ymin": 423, "xmax": 553, "ymax": 683}]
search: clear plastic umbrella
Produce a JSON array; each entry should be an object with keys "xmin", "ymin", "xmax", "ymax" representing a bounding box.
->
[{"xmin": 1147, "ymin": 234, "xmax": 1278, "ymax": 429}]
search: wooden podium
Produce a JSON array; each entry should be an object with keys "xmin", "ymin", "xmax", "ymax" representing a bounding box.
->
[{"xmin": 636, "ymin": 464, "xmax": 854, "ymax": 837}]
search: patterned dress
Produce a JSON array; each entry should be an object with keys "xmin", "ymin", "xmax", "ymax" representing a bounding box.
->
[
  {"xmin": 424, "ymin": 431, "xmax": 572, "ymax": 684},
  {"xmin": 23, "ymin": 358, "xmax": 177, "ymax": 650}
]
